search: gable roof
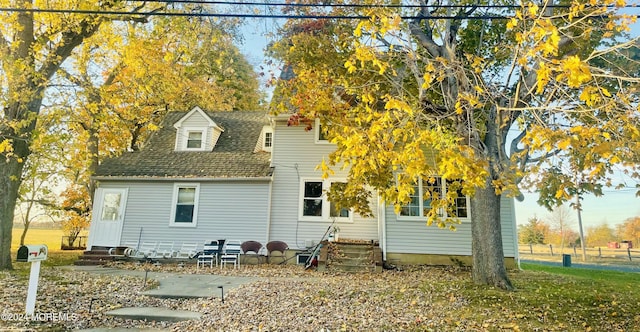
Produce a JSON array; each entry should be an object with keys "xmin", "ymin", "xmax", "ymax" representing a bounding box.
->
[
  {"xmin": 94, "ymin": 111, "xmax": 273, "ymax": 180},
  {"xmin": 172, "ymin": 106, "xmax": 224, "ymax": 132}
]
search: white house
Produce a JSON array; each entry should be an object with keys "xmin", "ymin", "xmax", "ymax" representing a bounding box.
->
[{"xmin": 87, "ymin": 106, "xmax": 518, "ymax": 267}]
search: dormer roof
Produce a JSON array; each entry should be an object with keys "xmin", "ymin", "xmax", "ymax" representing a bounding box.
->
[
  {"xmin": 173, "ymin": 106, "xmax": 224, "ymax": 132},
  {"xmin": 94, "ymin": 110, "xmax": 272, "ymax": 179}
]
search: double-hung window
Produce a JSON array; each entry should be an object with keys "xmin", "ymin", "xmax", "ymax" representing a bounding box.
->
[
  {"xmin": 170, "ymin": 183, "xmax": 200, "ymax": 227},
  {"xmin": 399, "ymin": 177, "xmax": 469, "ymax": 220},
  {"xmin": 300, "ymin": 179, "xmax": 351, "ymax": 221},
  {"xmin": 186, "ymin": 131, "xmax": 203, "ymax": 149}
]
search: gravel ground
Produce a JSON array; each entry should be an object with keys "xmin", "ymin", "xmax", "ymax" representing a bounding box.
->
[{"xmin": 1, "ymin": 263, "xmax": 474, "ymax": 331}]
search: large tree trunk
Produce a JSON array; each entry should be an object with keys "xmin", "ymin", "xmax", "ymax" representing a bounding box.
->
[
  {"xmin": 0, "ymin": 122, "xmax": 34, "ymax": 269},
  {"xmin": 470, "ymin": 179, "xmax": 514, "ymax": 290},
  {"xmin": 469, "ymin": 107, "xmax": 514, "ymax": 290}
]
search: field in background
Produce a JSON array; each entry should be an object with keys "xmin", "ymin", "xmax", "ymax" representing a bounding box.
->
[{"xmin": 11, "ymin": 227, "xmax": 87, "ymax": 252}]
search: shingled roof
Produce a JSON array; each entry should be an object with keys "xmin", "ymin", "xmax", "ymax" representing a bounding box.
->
[{"xmin": 94, "ymin": 111, "xmax": 273, "ymax": 179}]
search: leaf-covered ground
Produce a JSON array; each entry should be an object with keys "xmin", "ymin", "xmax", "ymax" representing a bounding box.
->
[{"xmin": 1, "ymin": 262, "xmax": 638, "ymax": 331}]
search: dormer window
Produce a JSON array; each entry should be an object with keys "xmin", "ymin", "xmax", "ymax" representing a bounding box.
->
[
  {"xmin": 186, "ymin": 131, "xmax": 203, "ymax": 149},
  {"xmin": 257, "ymin": 125, "xmax": 274, "ymax": 152},
  {"xmin": 173, "ymin": 106, "xmax": 224, "ymax": 152}
]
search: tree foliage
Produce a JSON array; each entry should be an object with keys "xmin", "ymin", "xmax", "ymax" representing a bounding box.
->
[
  {"xmin": 269, "ymin": 0, "xmax": 640, "ymax": 290},
  {"xmin": 616, "ymin": 216, "xmax": 640, "ymax": 245},
  {"xmin": 0, "ymin": 0, "xmax": 264, "ymax": 270},
  {"xmin": 518, "ymin": 217, "xmax": 549, "ymax": 244}
]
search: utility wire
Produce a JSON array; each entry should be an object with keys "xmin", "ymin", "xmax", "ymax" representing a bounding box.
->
[
  {"xmin": 132, "ymin": 0, "xmax": 640, "ymax": 10},
  {"xmin": 0, "ymin": 7, "xmax": 636, "ymax": 19}
]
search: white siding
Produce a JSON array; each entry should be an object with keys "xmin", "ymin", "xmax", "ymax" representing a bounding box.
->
[
  {"xmin": 100, "ymin": 180, "xmax": 270, "ymax": 247},
  {"xmin": 269, "ymin": 122, "xmax": 378, "ymax": 249},
  {"xmin": 174, "ymin": 110, "xmax": 222, "ymax": 151},
  {"xmin": 384, "ymin": 196, "xmax": 517, "ymax": 257}
]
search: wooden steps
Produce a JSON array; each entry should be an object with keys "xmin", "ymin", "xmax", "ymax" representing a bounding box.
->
[
  {"xmin": 74, "ymin": 246, "xmax": 119, "ymax": 266},
  {"xmin": 318, "ymin": 241, "xmax": 382, "ymax": 273}
]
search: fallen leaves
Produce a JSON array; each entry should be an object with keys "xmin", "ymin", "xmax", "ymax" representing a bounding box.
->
[{"xmin": 1, "ymin": 263, "xmax": 638, "ymax": 331}]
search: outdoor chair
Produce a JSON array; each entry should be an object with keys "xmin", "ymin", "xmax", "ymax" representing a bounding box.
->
[
  {"xmin": 175, "ymin": 242, "xmax": 199, "ymax": 260},
  {"xmin": 115, "ymin": 241, "xmax": 138, "ymax": 257},
  {"xmin": 266, "ymin": 240, "xmax": 289, "ymax": 264},
  {"xmin": 241, "ymin": 240, "xmax": 264, "ymax": 264},
  {"xmin": 220, "ymin": 240, "xmax": 242, "ymax": 269},
  {"xmin": 197, "ymin": 241, "xmax": 219, "ymax": 270},
  {"xmin": 156, "ymin": 242, "xmax": 176, "ymax": 258},
  {"xmin": 132, "ymin": 242, "xmax": 158, "ymax": 259}
]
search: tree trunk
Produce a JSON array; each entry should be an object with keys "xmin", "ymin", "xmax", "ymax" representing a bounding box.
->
[
  {"xmin": 470, "ymin": 179, "xmax": 514, "ymax": 290},
  {"xmin": 0, "ymin": 135, "xmax": 31, "ymax": 270},
  {"xmin": 469, "ymin": 107, "xmax": 514, "ymax": 291}
]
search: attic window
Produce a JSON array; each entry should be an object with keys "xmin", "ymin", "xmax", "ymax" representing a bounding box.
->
[
  {"xmin": 264, "ymin": 132, "xmax": 273, "ymax": 148},
  {"xmin": 187, "ymin": 131, "xmax": 203, "ymax": 149}
]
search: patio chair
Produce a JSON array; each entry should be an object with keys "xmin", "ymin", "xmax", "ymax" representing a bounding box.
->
[
  {"xmin": 220, "ymin": 240, "xmax": 242, "ymax": 269},
  {"xmin": 197, "ymin": 241, "xmax": 219, "ymax": 270},
  {"xmin": 156, "ymin": 242, "xmax": 176, "ymax": 258},
  {"xmin": 113, "ymin": 241, "xmax": 138, "ymax": 257},
  {"xmin": 175, "ymin": 242, "xmax": 199, "ymax": 260},
  {"xmin": 266, "ymin": 241, "xmax": 289, "ymax": 264},
  {"xmin": 241, "ymin": 241, "xmax": 264, "ymax": 264},
  {"xmin": 132, "ymin": 242, "xmax": 158, "ymax": 259}
]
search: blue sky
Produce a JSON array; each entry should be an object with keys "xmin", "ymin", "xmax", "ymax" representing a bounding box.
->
[
  {"xmin": 515, "ymin": 190, "xmax": 639, "ymax": 229},
  {"xmin": 238, "ymin": 16, "xmax": 640, "ymax": 231}
]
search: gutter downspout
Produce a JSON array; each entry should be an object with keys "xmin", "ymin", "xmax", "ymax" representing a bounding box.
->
[
  {"xmin": 265, "ymin": 170, "xmax": 274, "ymax": 246},
  {"xmin": 510, "ymin": 197, "xmax": 520, "ymax": 270},
  {"xmin": 378, "ymin": 194, "xmax": 387, "ymax": 261}
]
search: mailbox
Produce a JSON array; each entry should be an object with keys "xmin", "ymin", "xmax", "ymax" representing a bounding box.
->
[{"xmin": 17, "ymin": 244, "xmax": 48, "ymax": 262}]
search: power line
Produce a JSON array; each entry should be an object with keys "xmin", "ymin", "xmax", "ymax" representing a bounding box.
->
[
  {"xmin": 0, "ymin": 6, "xmax": 636, "ymax": 20},
  {"xmin": 132, "ymin": 0, "xmax": 640, "ymax": 10}
]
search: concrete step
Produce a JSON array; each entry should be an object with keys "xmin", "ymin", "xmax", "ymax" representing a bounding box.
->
[
  {"xmin": 105, "ymin": 307, "xmax": 202, "ymax": 322},
  {"xmin": 329, "ymin": 263, "xmax": 379, "ymax": 273}
]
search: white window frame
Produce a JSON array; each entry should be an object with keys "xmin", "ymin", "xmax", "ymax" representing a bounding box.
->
[
  {"xmin": 98, "ymin": 188, "xmax": 128, "ymax": 222},
  {"xmin": 397, "ymin": 177, "xmax": 470, "ymax": 222},
  {"xmin": 263, "ymin": 129, "xmax": 273, "ymax": 151},
  {"xmin": 180, "ymin": 127, "xmax": 208, "ymax": 151},
  {"xmin": 169, "ymin": 183, "xmax": 200, "ymax": 227},
  {"xmin": 314, "ymin": 118, "xmax": 331, "ymax": 144},
  {"xmin": 299, "ymin": 178, "xmax": 352, "ymax": 222}
]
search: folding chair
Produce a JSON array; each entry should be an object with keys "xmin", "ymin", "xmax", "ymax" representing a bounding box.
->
[
  {"xmin": 156, "ymin": 242, "xmax": 176, "ymax": 258},
  {"xmin": 220, "ymin": 240, "xmax": 242, "ymax": 269},
  {"xmin": 114, "ymin": 241, "xmax": 138, "ymax": 257},
  {"xmin": 175, "ymin": 242, "xmax": 199, "ymax": 260},
  {"xmin": 132, "ymin": 242, "xmax": 158, "ymax": 259},
  {"xmin": 197, "ymin": 241, "xmax": 219, "ymax": 270}
]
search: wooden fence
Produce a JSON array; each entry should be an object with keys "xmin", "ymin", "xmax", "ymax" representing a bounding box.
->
[{"xmin": 519, "ymin": 243, "xmax": 640, "ymax": 262}]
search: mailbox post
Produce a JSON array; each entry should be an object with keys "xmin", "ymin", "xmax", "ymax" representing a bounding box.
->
[{"xmin": 17, "ymin": 244, "xmax": 48, "ymax": 315}]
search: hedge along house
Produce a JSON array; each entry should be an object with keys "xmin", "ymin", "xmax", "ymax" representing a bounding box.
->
[{"xmin": 87, "ymin": 106, "xmax": 518, "ymax": 267}]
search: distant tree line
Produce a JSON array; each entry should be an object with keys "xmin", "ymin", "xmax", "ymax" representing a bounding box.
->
[{"xmin": 519, "ymin": 209, "xmax": 640, "ymax": 248}]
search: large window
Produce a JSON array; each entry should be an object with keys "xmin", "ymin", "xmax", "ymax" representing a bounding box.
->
[
  {"xmin": 399, "ymin": 177, "xmax": 468, "ymax": 220},
  {"xmin": 300, "ymin": 180, "xmax": 351, "ymax": 221},
  {"xmin": 170, "ymin": 184, "xmax": 200, "ymax": 227}
]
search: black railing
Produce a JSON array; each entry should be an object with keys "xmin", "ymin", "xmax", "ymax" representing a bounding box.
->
[{"xmin": 61, "ymin": 236, "xmax": 87, "ymax": 250}]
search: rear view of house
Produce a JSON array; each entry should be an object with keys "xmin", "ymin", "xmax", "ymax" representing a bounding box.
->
[{"xmin": 87, "ymin": 106, "xmax": 518, "ymax": 267}]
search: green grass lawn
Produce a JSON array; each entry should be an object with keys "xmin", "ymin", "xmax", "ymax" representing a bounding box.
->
[{"xmin": 444, "ymin": 263, "xmax": 640, "ymax": 331}]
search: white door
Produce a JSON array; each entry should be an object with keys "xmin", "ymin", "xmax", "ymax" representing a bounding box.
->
[{"xmin": 87, "ymin": 188, "xmax": 128, "ymax": 249}]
